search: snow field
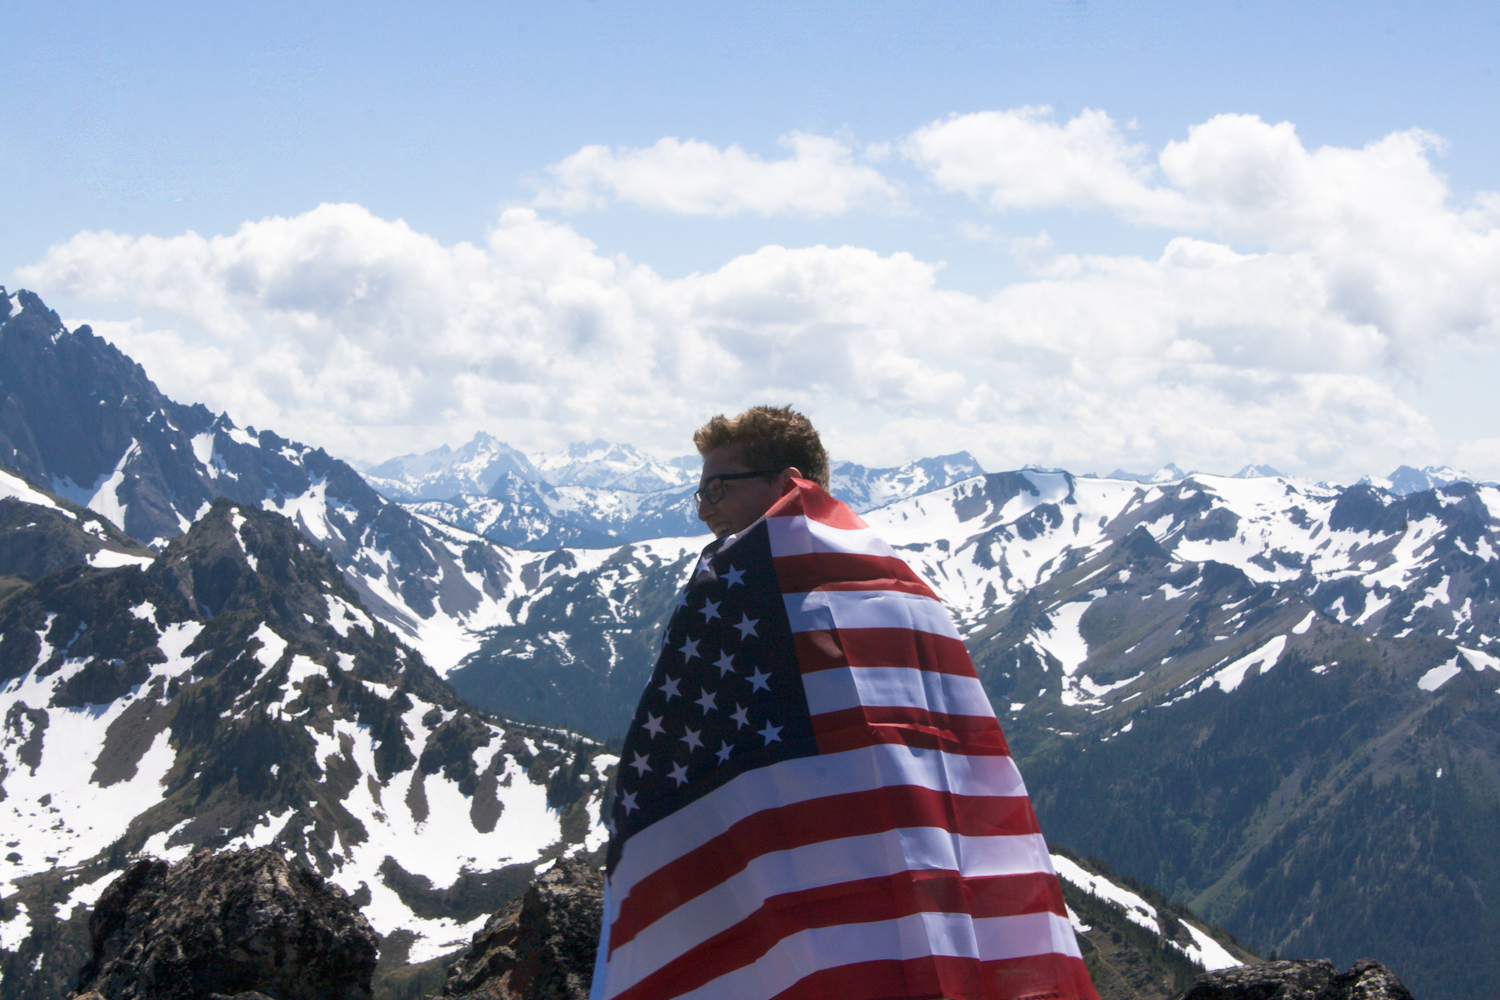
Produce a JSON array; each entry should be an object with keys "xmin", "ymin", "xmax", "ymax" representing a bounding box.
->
[
  {"xmin": 0, "ymin": 593, "xmax": 609, "ymax": 965},
  {"xmin": 1198, "ymin": 635, "xmax": 1288, "ymax": 695},
  {"xmin": 0, "ymin": 468, "xmax": 69, "ymax": 515},
  {"xmin": 1050, "ymin": 854, "xmax": 1240, "ymax": 972}
]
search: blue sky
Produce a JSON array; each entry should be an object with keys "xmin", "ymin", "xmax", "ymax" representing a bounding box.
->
[{"xmin": 5, "ymin": 1, "xmax": 1499, "ymax": 480}]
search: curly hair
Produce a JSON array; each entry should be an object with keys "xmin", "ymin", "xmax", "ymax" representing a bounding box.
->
[{"xmin": 692, "ymin": 405, "xmax": 830, "ymax": 489}]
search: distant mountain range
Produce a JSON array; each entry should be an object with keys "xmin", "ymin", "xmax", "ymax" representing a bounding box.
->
[
  {"xmin": 0, "ymin": 285, "xmax": 1493, "ymax": 998},
  {"xmin": 363, "ymin": 433, "xmax": 987, "ymax": 548},
  {"xmin": 364, "ymin": 436, "xmax": 1480, "ymax": 554}
]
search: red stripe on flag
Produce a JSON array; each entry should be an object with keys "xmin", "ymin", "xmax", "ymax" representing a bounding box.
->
[
  {"xmin": 610, "ymin": 871, "xmax": 1073, "ymax": 1000},
  {"xmin": 766, "ymin": 479, "xmax": 870, "ymax": 529},
  {"xmin": 813, "ymin": 705, "xmax": 1012, "ymax": 757},
  {"xmin": 770, "ymin": 954, "xmax": 1101, "ymax": 1000},
  {"xmin": 794, "ymin": 628, "xmax": 978, "ymax": 676},
  {"xmin": 611, "ymin": 786, "xmax": 1043, "ymax": 951},
  {"xmin": 774, "ymin": 552, "xmax": 939, "ymax": 598}
]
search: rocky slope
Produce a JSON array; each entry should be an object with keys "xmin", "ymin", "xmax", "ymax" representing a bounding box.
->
[
  {"xmin": 0, "ymin": 288, "xmax": 526, "ymax": 670},
  {"xmin": 0, "ymin": 500, "xmax": 611, "ymax": 1000},
  {"xmin": 70, "ymin": 847, "xmax": 378, "ymax": 1000}
]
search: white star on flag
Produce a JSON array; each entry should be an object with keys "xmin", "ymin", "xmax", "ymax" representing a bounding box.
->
[
  {"xmin": 723, "ymin": 565, "xmax": 746, "ymax": 588},
  {"xmin": 629, "ymin": 752, "xmax": 651, "ymax": 775},
  {"xmin": 734, "ymin": 614, "xmax": 759, "ymax": 639},
  {"xmin": 757, "ymin": 720, "xmax": 783, "ymax": 745},
  {"xmin": 699, "ymin": 598, "xmax": 721, "ymax": 621},
  {"xmin": 659, "ymin": 675, "xmax": 681, "ymax": 700},
  {"xmin": 748, "ymin": 667, "xmax": 771, "ymax": 692},
  {"xmin": 713, "ymin": 651, "xmax": 736, "ymax": 676},
  {"xmin": 643, "ymin": 713, "xmax": 664, "ymax": 737},
  {"xmin": 695, "ymin": 689, "xmax": 718, "ymax": 713},
  {"xmin": 681, "ymin": 727, "xmax": 703, "ymax": 750},
  {"xmin": 679, "ymin": 637, "xmax": 700, "ymax": 660},
  {"xmin": 716, "ymin": 741, "xmax": 733, "ymax": 763},
  {"xmin": 668, "ymin": 762, "xmax": 690, "ymax": 787},
  {"xmin": 730, "ymin": 704, "xmax": 750, "ymax": 729}
]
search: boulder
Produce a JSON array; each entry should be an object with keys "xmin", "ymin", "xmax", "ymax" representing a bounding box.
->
[
  {"xmin": 1175, "ymin": 958, "xmax": 1414, "ymax": 1000},
  {"xmin": 442, "ymin": 856, "xmax": 603, "ymax": 1000},
  {"xmin": 70, "ymin": 847, "xmax": 379, "ymax": 1000}
]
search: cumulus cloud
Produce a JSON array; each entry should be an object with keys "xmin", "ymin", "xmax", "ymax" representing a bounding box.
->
[
  {"xmin": 909, "ymin": 108, "xmax": 1500, "ymax": 369},
  {"xmin": 17, "ymin": 108, "xmax": 1500, "ymax": 480},
  {"xmin": 532, "ymin": 132, "xmax": 900, "ymax": 216},
  {"xmin": 904, "ymin": 106, "xmax": 1200, "ymax": 226},
  {"xmin": 13, "ymin": 199, "xmax": 1459, "ymax": 480}
]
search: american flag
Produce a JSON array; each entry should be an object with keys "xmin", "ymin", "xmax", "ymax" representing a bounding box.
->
[{"xmin": 592, "ymin": 480, "xmax": 1097, "ymax": 1000}]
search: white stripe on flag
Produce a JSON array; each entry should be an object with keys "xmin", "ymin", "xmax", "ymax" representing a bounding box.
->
[
  {"xmin": 608, "ymin": 744, "xmax": 1028, "ymax": 906},
  {"xmin": 607, "ymin": 828, "xmax": 1055, "ymax": 993},
  {"xmin": 783, "ymin": 588, "xmax": 960, "ymax": 638},
  {"xmin": 665, "ymin": 911, "xmax": 1082, "ymax": 1000},
  {"xmin": 767, "ymin": 515, "xmax": 896, "ymax": 558},
  {"xmin": 803, "ymin": 666, "xmax": 994, "ymax": 718}
]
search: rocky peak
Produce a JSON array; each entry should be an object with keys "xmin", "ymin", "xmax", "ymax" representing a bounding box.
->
[
  {"xmin": 1175, "ymin": 958, "xmax": 1413, "ymax": 1000},
  {"xmin": 70, "ymin": 847, "xmax": 378, "ymax": 1000},
  {"xmin": 441, "ymin": 856, "xmax": 603, "ymax": 1000}
]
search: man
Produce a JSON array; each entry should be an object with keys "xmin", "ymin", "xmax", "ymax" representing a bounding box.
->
[
  {"xmin": 591, "ymin": 406, "xmax": 1097, "ymax": 1000},
  {"xmin": 691, "ymin": 405, "xmax": 829, "ymax": 540}
]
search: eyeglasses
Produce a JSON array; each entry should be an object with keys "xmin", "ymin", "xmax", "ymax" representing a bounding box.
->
[{"xmin": 694, "ymin": 470, "xmax": 776, "ymax": 505}]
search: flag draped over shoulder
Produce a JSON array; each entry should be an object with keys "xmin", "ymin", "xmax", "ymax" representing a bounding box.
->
[{"xmin": 592, "ymin": 480, "xmax": 1098, "ymax": 1000}]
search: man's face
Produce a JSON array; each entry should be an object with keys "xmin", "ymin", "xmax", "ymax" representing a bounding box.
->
[{"xmin": 697, "ymin": 447, "xmax": 789, "ymax": 539}]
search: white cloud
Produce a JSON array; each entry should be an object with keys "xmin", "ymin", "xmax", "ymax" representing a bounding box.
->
[
  {"xmin": 11, "ymin": 200, "xmax": 1454, "ymax": 480},
  {"xmin": 532, "ymin": 132, "xmax": 900, "ymax": 217},
  {"xmin": 905, "ymin": 106, "xmax": 1200, "ymax": 226},
  {"xmin": 17, "ymin": 107, "xmax": 1500, "ymax": 480},
  {"xmin": 911, "ymin": 108, "xmax": 1500, "ymax": 367}
]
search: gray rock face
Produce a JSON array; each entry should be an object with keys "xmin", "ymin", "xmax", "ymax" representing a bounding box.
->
[
  {"xmin": 70, "ymin": 847, "xmax": 379, "ymax": 1000},
  {"xmin": 442, "ymin": 856, "xmax": 603, "ymax": 1000},
  {"xmin": 1175, "ymin": 959, "xmax": 1414, "ymax": 1000}
]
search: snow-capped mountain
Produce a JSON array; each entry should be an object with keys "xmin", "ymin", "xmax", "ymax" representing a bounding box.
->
[
  {"xmin": 1361, "ymin": 463, "xmax": 1475, "ymax": 495},
  {"xmin": 362, "ymin": 432, "xmax": 541, "ymax": 501},
  {"xmin": 827, "ymin": 451, "xmax": 985, "ymax": 511},
  {"xmin": 407, "ymin": 474, "xmax": 702, "ymax": 550},
  {"xmin": 444, "ymin": 468, "xmax": 1500, "ymax": 998},
  {"xmin": 1106, "ymin": 462, "xmax": 1191, "ymax": 484},
  {"xmin": 0, "ymin": 499, "xmax": 610, "ymax": 998},
  {"xmin": 384, "ymin": 447, "xmax": 988, "ymax": 551},
  {"xmin": 529, "ymin": 440, "xmax": 693, "ymax": 492},
  {"xmin": 0, "ymin": 289, "xmax": 534, "ymax": 672}
]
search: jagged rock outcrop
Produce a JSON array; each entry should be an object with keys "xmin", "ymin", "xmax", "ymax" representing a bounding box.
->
[
  {"xmin": 1174, "ymin": 958, "xmax": 1414, "ymax": 1000},
  {"xmin": 70, "ymin": 847, "xmax": 378, "ymax": 1000},
  {"xmin": 440, "ymin": 856, "xmax": 603, "ymax": 1000}
]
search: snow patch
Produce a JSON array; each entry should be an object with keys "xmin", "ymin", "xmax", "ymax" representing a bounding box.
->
[
  {"xmin": 88, "ymin": 549, "xmax": 154, "ymax": 569},
  {"xmin": 1039, "ymin": 601, "xmax": 1091, "ymax": 677},
  {"xmin": 1418, "ymin": 657, "xmax": 1462, "ymax": 692},
  {"xmin": 1200, "ymin": 636, "xmax": 1287, "ymax": 694}
]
